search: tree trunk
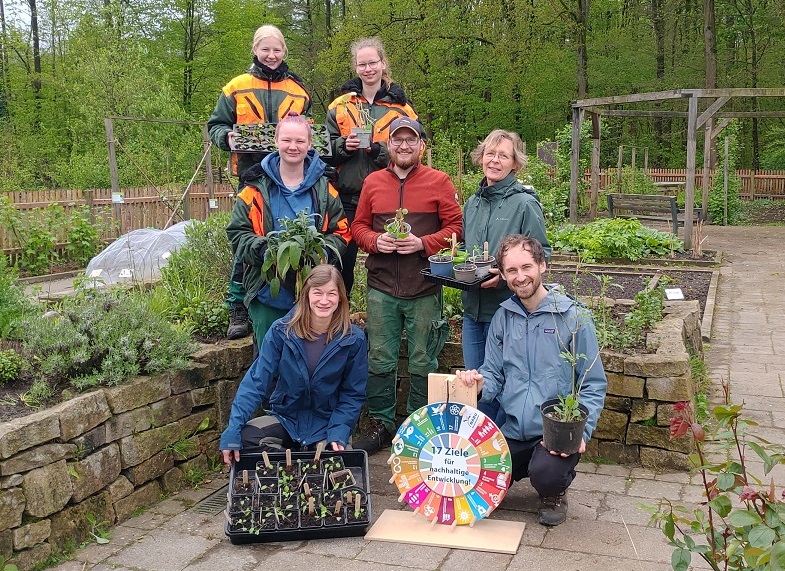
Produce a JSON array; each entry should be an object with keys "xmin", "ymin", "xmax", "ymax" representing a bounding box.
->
[
  {"xmin": 0, "ymin": 0, "xmax": 9, "ymax": 117},
  {"xmin": 26, "ymin": 0, "xmax": 42, "ymax": 127},
  {"xmin": 703, "ymin": 0, "xmax": 717, "ymax": 166},
  {"xmin": 182, "ymin": 0, "xmax": 195, "ymax": 110},
  {"xmin": 576, "ymin": 0, "xmax": 590, "ymax": 97}
]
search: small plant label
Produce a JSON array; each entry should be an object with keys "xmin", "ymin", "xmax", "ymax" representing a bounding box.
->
[{"xmin": 665, "ymin": 287, "xmax": 685, "ymax": 300}]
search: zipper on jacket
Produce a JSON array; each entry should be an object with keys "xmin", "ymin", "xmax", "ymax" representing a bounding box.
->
[
  {"xmin": 266, "ymin": 80, "xmax": 272, "ymax": 120},
  {"xmin": 394, "ymin": 175, "xmax": 406, "ymax": 297}
]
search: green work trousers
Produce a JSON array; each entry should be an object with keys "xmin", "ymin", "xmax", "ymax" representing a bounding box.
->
[
  {"xmin": 248, "ymin": 299, "xmax": 287, "ymax": 348},
  {"xmin": 365, "ymin": 288, "xmax": 447, "ymax": 434}
]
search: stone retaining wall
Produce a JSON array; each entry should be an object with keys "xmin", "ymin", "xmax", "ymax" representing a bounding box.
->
[
  {"xmin": 0, "ymin": 340, "xmax": 252, "ymax": 571},
  {"xmin": 402, "ymin": 300, "xmax": 703, "ymax": 470}
]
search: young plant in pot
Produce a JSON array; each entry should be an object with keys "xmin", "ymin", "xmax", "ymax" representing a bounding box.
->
[
  {"xmin": 540, "ymin": 305, "xmax": 600, "ymax": 456},
  {"xmin": 428, "ymin": 233, "xmax": 463, "ymax": 277},
  {"xmin": 262, "ymin": 211, "xmax": 343, "ymax": 300},
  {"xmin": 468, "ymin": 242, "xmax": 495, "ymax": 278},
  {"xmin": 452, "ymin": 261, "xmax": 477, "ymax": 283},
  {"xmin": 336, "ymin": 92, "xmax": 375, "ymax": 149},
  {"xmin": 384, "ymin": 208, "xmax": 410, "ymax": 239}
]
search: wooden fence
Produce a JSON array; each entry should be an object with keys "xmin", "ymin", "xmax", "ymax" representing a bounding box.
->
[
  {"xmin": 585, "ymin": 168, "xmax": 785, "ymax": 200},
  {"xmin": 1, "ymin": 183, "xmax": 236, "ymax": 258}
]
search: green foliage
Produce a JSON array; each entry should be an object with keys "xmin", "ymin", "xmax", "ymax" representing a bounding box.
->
[
  {"xmin": 157, "ymin": 214, "xmax": 233, "ymax": 337},
  {"xmin": 646, "ymin": 387, "xmax": 785, "ymax": 571},
  {"xmin": 0, "ymin": 349, "xmax": 24, "ymax": 385},
  {"xmin": 708, "ymin": 121, "xmax": 743, "ymax": 226},
  {"xmin": 262, "ymin": 210, "xmax": 342, "ymax": 299},
  {"xmin": 617, "ymin": 167, "xmax": 657, "ymax": 195},
  {"xmin": 0, "ymin": 555, "xmax": 19, "ymax": 571},
  {"xmin": 0, "ymin": 256, "xmax": 35, "ymax": 337},
  {"xmin": 12, "ymin": 290, "xmax": 194, "ymax": 398},
  {"xmin": 521, "ymin": 156, "xmax": 568, "ymax": 227},
  {"xmin": 549, "ymin": 218, "xmax": 684, "ymax": 263},
  {"xmin": 442, "ymin": 287, "xmax": 463, "ymax": 320},
  {"xmin": 65, "ymin": 207, "xmax": 103, "ymax": 266},
  {"xmin": 85, "ymin": 513, "xmax": 110, "ymax": 545}
]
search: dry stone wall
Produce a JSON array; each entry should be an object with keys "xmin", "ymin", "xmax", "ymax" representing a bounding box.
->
[{"xmin": 0, "ymin": 339, "xmax": 252, "ymax": 571}]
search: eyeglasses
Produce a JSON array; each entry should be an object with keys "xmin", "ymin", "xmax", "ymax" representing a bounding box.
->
[
  {"xmin": 390, "ymin": 136, "xmax": 420, "ymax": 147},
  {"xmin": 483, "ymin": 150, "xmax": 513, "ymax": 162},
  {"xmin": 355, "ymin": 59, "xmax": 382, "ymax": 71}
]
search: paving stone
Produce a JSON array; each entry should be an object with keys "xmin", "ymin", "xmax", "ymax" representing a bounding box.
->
[
  {"xmin": 105, "ymin": 529, "xmax": 218, "ymax": 571},
  {"xmin": 356, "ymin": 537, "xmax": 449, "ymax": 568},
  {"xmin": 180, "ymin": 541, "xmax": 261, "ymax": 571},
  {"xmin": 440, "ymin": 547, "xmax": 513, "ymax": 571},
  {"xmin": 507, "ymin": 544, "xmax": 673, "ymax": 571},
  {"xmin": 72, "ymin": 524, "xmax": 147, "ymax": 564}
]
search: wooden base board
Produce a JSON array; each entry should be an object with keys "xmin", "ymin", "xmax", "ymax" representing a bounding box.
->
[{"xmin": 364, "ymin": 509, "xmax": 524, "ymax": 554}]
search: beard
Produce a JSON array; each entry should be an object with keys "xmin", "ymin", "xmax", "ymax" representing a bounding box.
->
[
  {"xmin": 511, "ymin": 272, "xmax": 543, "ymax": 301},
  {"xmin": 390, "ymin": 148, "xmax": 421, "ymax": 170}
]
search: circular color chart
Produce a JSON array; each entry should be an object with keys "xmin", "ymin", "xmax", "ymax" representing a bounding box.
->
[{"xmin": 388, "ymin": 402, "xmax": 512, "ymax": 525}]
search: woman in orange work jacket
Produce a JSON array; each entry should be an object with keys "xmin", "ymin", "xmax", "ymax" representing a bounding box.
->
[
  {"xmin": 325, "ymin": 37, "xmax": 418, "ymax": 296},
  {"xmin": 207, "ymin": 24, "xmax": 312, "ymax": 341}
]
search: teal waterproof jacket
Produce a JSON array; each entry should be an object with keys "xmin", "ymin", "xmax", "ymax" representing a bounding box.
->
[
  {"xmin": 219, "ymin": 312, "xmax": 368, "ymax": 449},
  {"xmin": 478, "ymin": 286, "xmax": 607, "ymax": 444},
  {"xmin": 462, "ymin": 173, "xmax": 552, "ymax": 323}
]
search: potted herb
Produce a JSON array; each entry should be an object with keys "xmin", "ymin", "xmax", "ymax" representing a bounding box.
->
[
  {"xmin": 324, "ymin": 500, "xmax": 345, "ymax": 527},
  {"xmin": 428, "ymin": 233, "xmax": 459, "ymax": 277},
  {"xmin": 335, "ymin": 92, "xmax": 375, "ymax": 149},
  {"xmin": 384, "ymin": 208, "xmax": 410, "ymax": 239},
  {"xmin": 452, "ymin": 261, "xmax": 477, "ymax": 283},
  {"xmin": 255, "ymin": 452, "xmax": 275, "ymax": 477},
  {"xmin": 468, "ymin": 242, "xmax": 495, "ymax": 278},
  {"xmin": 262, "ymin": 211, "xmax": 343, "ymax": 300},
  {"xmin": 646, "ymin": 383, "xmax": 785, "ymax": 571}
]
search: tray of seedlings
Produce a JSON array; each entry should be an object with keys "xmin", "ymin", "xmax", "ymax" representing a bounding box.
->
[
  {"xmin": 225, "ymin": 445, "xmax": 371, "ymax": 544},
  {"xmin": 229, "ymin": 123, "xmax": 332, "ymax": 157}
]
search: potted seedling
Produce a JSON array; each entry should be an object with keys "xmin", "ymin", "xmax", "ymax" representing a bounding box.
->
[
  {"xmin": 262, "ymin": 211, "xmax": 343, "ymax": 300},
  {"xmin": 233, "ymin": 469, "xmax": 255, "ymax": 495},
  {"xmin": 429, "ymin": 233, "xmax": 458, "ymax": 277},
  {"xmin": 320, "ymin": 455, "xmax": 345, "ymax": 474},
  {"xmin": 453, "ymin": 261, "xmax": 478, "ymax": 283},
  {"xmin": 255, "ymin": 452, "xmax": 276, "ymax": 477},
  {"xmin": 346, "ymin": 491, "xmax": 369, "ymax": 524},
  {"xmin": 334, "ymin": 92, "xmax": 375, "ymax": 149},
  {"xmin": 298, "ymin": 441, "xmax": 323, "ymax": 476},
  {"xmin": 258, "ymin": 507, "xmax": 277, "ymax": 531},
  {"xmin": 300, "ymin": 496, "xmax": 326, "ymax": 528},
  {"xmin": 469, "ymin": 242, "xmax": 495, "ymax": 278},
  {"xmin": 384, "ymin": 208, "xmax": 410, "ymax": 239},
  {"xmin": 275, "ymin": 503, "xmax": 298, "ymax": 530},
  {"xmin": 324, "ymin": 499, "xmax": 345, "ymax": 527}
]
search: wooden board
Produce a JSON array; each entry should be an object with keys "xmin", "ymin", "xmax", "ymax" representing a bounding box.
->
[
  {"xmin": 365, "ymin": 509, "xmax": 524, "ymax": 554},
  {"xmin": 427, "ymin": 373, "xmax": 477, "ymax": 408}
]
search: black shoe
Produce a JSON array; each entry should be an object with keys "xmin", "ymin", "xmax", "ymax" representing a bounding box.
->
[
  {"xmin": 353, "ymin": 419, "xmax": 393, "ymax": 454},
  {"xmin": 538, "ymin": 491, "xmax": 568, "ymax": 526},
  {"xmin": 226, "ymin": 303, "xmax": 250, "ymax": 340}
]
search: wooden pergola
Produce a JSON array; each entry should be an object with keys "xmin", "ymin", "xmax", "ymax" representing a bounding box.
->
[{"xmin": 569, "ymin": 88, "xmax": 785, "ymax": 248}]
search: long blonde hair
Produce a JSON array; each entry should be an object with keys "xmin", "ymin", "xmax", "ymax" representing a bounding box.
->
[
  {"xmin": 350, "ymin": 37, "xmax": 393, "ymax": 86},
  {"xmin": 252, "ymin": 25, "xmax": 288, "ymax": 58},
  {"xmin": 285, "ymin": 265, "xmax": 351, "ymax": 342}
]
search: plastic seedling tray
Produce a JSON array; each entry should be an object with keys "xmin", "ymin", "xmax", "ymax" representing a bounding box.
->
[
  {"xmin": 229, "ymin": 123, "xmax": 332, "ymax": 157},
  {"xmin": 225, "ymin": 450, "xmax": 371, "ymax": 544},
  {"xmin": 420, "ymin": 267, "xmax": 494, "ymax": 291}
]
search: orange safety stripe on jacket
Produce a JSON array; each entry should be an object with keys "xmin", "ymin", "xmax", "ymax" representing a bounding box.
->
[
  {"xmin": 332, "ymin": 101, "xmax": 415, "ymax": 144},
  {"xmin": 238, "ymin": 186, "xmax": 266, "ymax": 236},
  {"xmin": 223, "ymin": 75, "xmax": 310, "ymax": 125}
]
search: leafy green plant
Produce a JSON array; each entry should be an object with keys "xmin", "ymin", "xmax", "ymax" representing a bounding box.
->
[
  {"xmin": 0, "ymin": 349, "xmax": 24, "ymax": 385},
  {"xmin": 383, "ymin": 208, "xmax": 409, "ymax": 237},
  {"xmin": 85, "ymin": 513, "xmax": 110, "ymax": 545},
  {"xmin": 442, "ymin": 287, "xmax": 463, "ymax": 320},
  {"xmin": 164, "ymin": 417, "xmax": 210, "ymax": 459},
  {"xmin": 0, "ymin": 555, "xmax": 19, "ymax": 571},
  {"xmin": 65, "ymin": 206, "xmax": 103, "ymax": 266},
  {"xmin": 646, "ymin": 383, "xmax": 785, "ymax": 571},
  {"xmin": 708, "ymin": 120, "xmax": 742, "ymax": 225},
  {"xmin": 549, "ymin": 218, "xmax": 684, "ymax": 263},
  {"xmin": 262, "ymin": 210, "xmax": 342, "ymax": 299},
  {"xmin": 0, "ymin": 256, "xmax": 35, "ymax": 337}
]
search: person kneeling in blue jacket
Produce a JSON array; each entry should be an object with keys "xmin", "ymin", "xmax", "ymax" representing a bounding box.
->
[
  {"xmin": 457, "ymin": 235, "xmax": 606, "ymax": 526},
  {"xmin": 220, "ymin": 264, "xmax": 367, "ymax": 463}
]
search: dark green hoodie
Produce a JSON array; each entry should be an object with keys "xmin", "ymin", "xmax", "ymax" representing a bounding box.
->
[{"xmin": 462, "ymin": 173, "xmax": 552, "ymax": 323}]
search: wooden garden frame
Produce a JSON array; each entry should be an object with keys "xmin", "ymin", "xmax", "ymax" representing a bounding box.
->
[{"xmin": 569, "ymin": 88, "xmax": 785, "ymax": 248}]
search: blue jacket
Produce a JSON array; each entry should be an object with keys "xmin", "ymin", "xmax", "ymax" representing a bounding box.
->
[
  {"xmin": 219, "ymin": 314, "xmax": 368, "ymax": 449},
  {"xmin": 479, "ymin": 286, "xmax": 606, "ymax": 444}
]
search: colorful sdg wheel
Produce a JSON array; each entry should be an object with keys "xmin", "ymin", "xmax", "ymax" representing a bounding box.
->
[{"xmin": 388, "ymin": 402, "xmax": 511, "ymax": 526}]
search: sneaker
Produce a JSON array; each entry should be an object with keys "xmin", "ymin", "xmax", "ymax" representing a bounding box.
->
[
  {"xmin": 226, "ymin": 303, "xmax": 250, "ymax": 340},
  {"xmin": 538, "ymin": 491, "xmax": 568, "ymax": 526},
  {"xmin": 353, "ymin": 419, "xmax": 393, "ymax": 454}
]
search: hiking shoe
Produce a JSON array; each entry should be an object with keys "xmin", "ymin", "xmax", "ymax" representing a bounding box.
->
[
  {"xmin": 226, "ymin": 303, "xmax": 250, "ymax": 340},
  {"xmin": 353, "ymin": 419, "xmax": 393, "ymax": 454},
  {"xmin": 538, "ymin": 491, "xmax": 568, "ymax": 526}
]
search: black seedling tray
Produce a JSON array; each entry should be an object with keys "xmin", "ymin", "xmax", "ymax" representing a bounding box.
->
[
  {"xmin": 229, "ymin": 123, "xmax": 332, "ymax": 157},
  {"xmin": 225, "ymin": 450, "xmax": 371, "ymax": 544},
  {"xmin": 420, "ymin": 268, "xmax": 494, "ymax": 291}
]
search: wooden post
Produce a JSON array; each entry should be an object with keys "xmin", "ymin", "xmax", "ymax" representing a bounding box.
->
[
  {"xmin": 701, "ymin": 125, "xmax": 712, "ymax": 221},
  {"xmin": 590, "ymin": 112, "xmax": 601, "ymax": 221},
  {"xmin": 569, "ymin": 106, "xmax": 583, "ymax": 223},
  {"xmin": 104, "ymin": 117, "xmax": 123, "ymax": 235},
  {"xmin": 631, "ymin": 147, "xmax": 636, "ymax": 171},
  {"xmin": 723, "ymin": 136, "xmax": 729, "ymax": 225},
  {"xmin": 617, "ymin": 145, "xmax": 623, "ymax": 192},
  {"xmin": 750, "ymin": 169, "xmax": 756, "ymax": 200},
  {"xmin": 684, "ymin": 95, "xmax": 698, "ymax": 249},
  {"xmin": 84, "ymin": 189, "xmax": 95, "ymax": 225},
  {"xmin": 457, "ymin": 149, "xmax": 463, "ymax": 204},
  {"xmin": 203, "ymin": 124, "xmax": 214, "ymax": 218},
  {"xmin": 644, "ymin": 148, "xmax": 649, "ymax": 172}
]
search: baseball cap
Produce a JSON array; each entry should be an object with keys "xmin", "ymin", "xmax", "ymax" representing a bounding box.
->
[{"xmin": 389, "ymin": 117, "xmax": 425, "ymax": 139}]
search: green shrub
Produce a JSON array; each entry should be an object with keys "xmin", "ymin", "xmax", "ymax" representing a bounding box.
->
[
  {"xmin": 0, "ymin": 256, "xmax": 35, "ymax": 337},
  {"xmin": 548, "ymin": 218, "xmax": 684, "ymax": 263},
  {"xmin": 708, "ymin": 120, "xmax": 742, "ymax": 225},
  {"xmin": 157, "ymin": 213, "xmax": 232, "ymax": 337},
  {"xmin": 66, "ymin": 206, "xmax": 103, "ymax": 266},
  {"xmin": 17, "ymin": 204, "xmax": 64, "ymax": 275},
  {"xmin": 0, "ymin": 349, "xmax": 24, "ymax": 385},
  {"xmin": 14, "ymin": 290, "xmax": 195, "ymax": 394},
  {"xmin": 593, "ymin": 277, "xmax": 667, "ymax": 353}
]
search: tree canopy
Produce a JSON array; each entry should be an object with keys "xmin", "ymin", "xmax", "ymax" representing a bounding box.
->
[{"xmin": 0, "ymin": 0, "xmax": 783, "ymax": 190}]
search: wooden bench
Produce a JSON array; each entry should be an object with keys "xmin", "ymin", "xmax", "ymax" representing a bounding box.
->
[{"xmin": 606, "ymin": 193, "xmax": 701, "ymax": 236}]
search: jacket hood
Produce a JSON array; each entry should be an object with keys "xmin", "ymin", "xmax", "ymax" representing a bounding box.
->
[
  {"xmin": 338, "ymin": 78, "xmax": 409, "ymax": 105},
  {"xmin": 249, "ymin": 58, "xmax": 290, "ymax": 81},
  {"xmin": 260, "ymin": 148, "xmax": 326, "ymax": 195},
  {"xmin": 477, "ymin": 172, "xmax": 525, "ymax": 201},
  {"xmin": 500, "ymin": 284, "xmax": 577, "ymax": 316}
]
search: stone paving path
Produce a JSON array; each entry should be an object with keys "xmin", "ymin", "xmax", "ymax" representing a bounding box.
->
[{"xmin": 44, "ymin": 226, "xmax": 785, "ymax": 571}]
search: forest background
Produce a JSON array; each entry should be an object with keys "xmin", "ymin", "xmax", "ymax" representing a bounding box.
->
[{"xmin": 0, "ymin": 0, "xmax": 784, "ymax": 192}]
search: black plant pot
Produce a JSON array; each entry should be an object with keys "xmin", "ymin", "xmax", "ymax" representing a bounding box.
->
[{"xmin": 540, "ymin": 398, "xmax": 589, "ymax": 455}]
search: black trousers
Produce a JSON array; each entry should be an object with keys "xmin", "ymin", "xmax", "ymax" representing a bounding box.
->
[
  {"xmin": 339, "ymin": 207, "xmax": 358, "ymax": 297},
  {"xmin": 508, "ymin": 438, "xmax": 580, "ymax": 497}
]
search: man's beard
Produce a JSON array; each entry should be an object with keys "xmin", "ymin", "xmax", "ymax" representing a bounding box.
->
[
  {"xmin": 391, "ymin": 150, "xmax": 420, "ymax": 170},
  {"xmin": 513, "ymin": 273, "xmax": 542, "ymax": 300}
]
